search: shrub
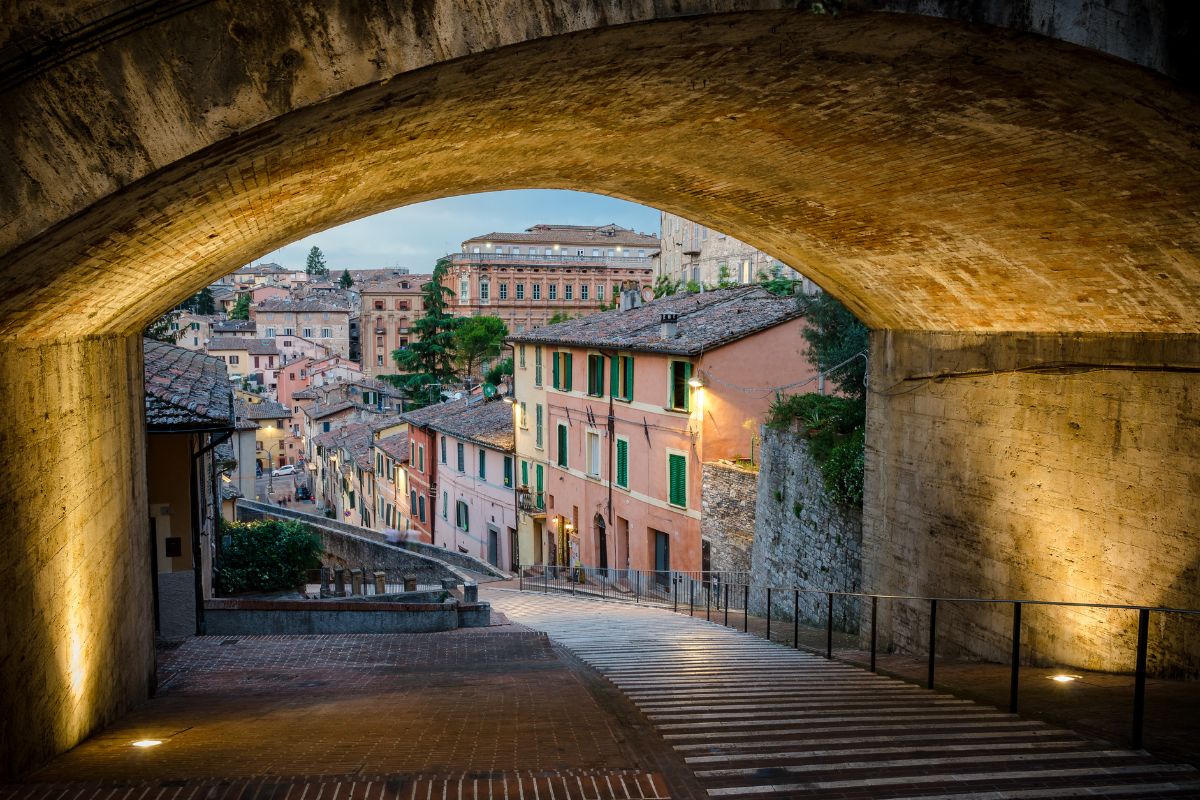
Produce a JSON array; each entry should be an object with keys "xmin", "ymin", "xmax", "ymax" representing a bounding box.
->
[
  {"xmin": 767, "ymin": 392, "xmax": 866, "ymax": 507},
  {"xmin": 217, "ymin": 519, "xmax": 321, "ymax": 595}
]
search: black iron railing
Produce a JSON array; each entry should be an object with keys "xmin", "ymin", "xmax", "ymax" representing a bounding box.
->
[{"xmin": 516, "ymin": 563, "xmax": 1200, "ymax": 750}]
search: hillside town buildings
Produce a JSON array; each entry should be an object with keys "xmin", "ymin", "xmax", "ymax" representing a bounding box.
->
[
  {"xmin": 358, "ymin": 271, "xmax": 429, "ymax": 378},
  {"xmin": 251, "ymin": 296, "xmax": 354, "ymax": 358},
  {"xmin": 657, "ymin": 211, "xmax": 818, "ymax": 293}
]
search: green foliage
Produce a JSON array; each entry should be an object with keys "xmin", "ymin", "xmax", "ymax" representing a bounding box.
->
[
  {"xmin": 305, "ymin": 246, "xmax": 329, "ymax": 277},
  {"xmin": 484, "ymin": 357, "xmax": 514, "ymax": 386},
  {"xmin": 793, "ymin": 501, "xmax": 803, "ymax": 518},
  {"xmin": 547, "ymin": 311, "xmax": 577, "ymax": 325},
  {"xmin": 684, "ymin": 280, "xmax": 702, "ymax": 294},
  {"xmin": 774, "ymin": 488, "xmax": 784, "ymax": 503},
  {"xmin": 144, "ymin": 309, "xmax": 183, "ymax": 343},
  {"xmin": 454, "ymin": 315, "xmax": 508, "ymax": 379},
  {"xmin": 394, "ymin": 256, "xmax": 460, "ymax": 408},
  {"xmin": 716, "ymin": 263, "xmax": 738, "ymax": 289},
  {"xmin": 178, "ymin": 287, "xmax": 216, "ymax": 315},
  {"xmin": 216, "ymin": 519, "xmax": 321, "ymax": 594},
  {"xmin": 229, "ymin": 293, "xmax": 251, "ymax": 320},
  {"xmin": 756, "ymin": 267, "xmax": 796, "ymax": 297},
  {"xmin": 768, "ymin": 393, "xmax": 865, "ymax": 507},
  {"xmin": 339, "ymin": 269, "xmax": 353, "ymax": 289},
  {"xmin": 653, "ymin": 274, "xmax": 681, "ymax": 298},
  {"xmin": 797, "ymin": 292, "xmax": 869, "ymax": 401}
]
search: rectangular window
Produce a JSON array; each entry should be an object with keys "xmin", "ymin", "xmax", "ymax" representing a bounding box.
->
[
  {"xmin": 519, "ymin": 400, "xmax": 528, "ymax": 429},
  {"xmin": 456, "ymin": 500, "xmax": 469, "ymax": 531},
  {"xmin": 459, "ymin": 279, "xmax": 469, "ymax": 302},
  {"xmin": 610, "ymin": 354, "xmax": 634, "ymax": 402},
  {"xmin": 596, "ymin": 284, "xmax": 605, "ymax": 300},
  {"xmin": 668, "ymin": 360, "xmax": 692, "ymax": 412},
  {"xmin": 516, "ymin": 283, "xmax": 525, "ymax": 300},
  {"xmin": 457, "ymin": 442, "xmax": 465, "ymax": 472},
  {"xmin": 535, "ymin": 404, "xmax": 544, "ymax": 449},
  {"xmin": 552, "ymin": 351, "xmax": 573, "ymax": 392},
  {"xmin": 556, "ymin": 423, "xmax": 568, "ymax": 468},
  {"xmin": 441, "ymin": 435, "xmax": 447, "ymax": 463},
  {"xmin": 581, "ymin": 284, "xmax": 589, "ymax": 301},
  {"xmin": 504, "ymin": 456, "xmax": 513, "ymax": 488},
  {"xmin": 548, "ymin": 284, "xmax": 558, "ymax": 301},
  {"xmin": 418, "ymin": 444, "xmax": 425, "ymax": 472},
  {"xmin": 616, "ymin": 437, "xmax": 629, "ymax": 489},
  {"xmin": 303, "ymin": 328, "xmax": 313, "ymax": 338},
  {"xmin": 229, "ymin": 355, "xmax": 239, "ymax": 364},
  {"xmin": 668, "ymin": 453, "xmax": 687, "ymax": 507},
  {"xmin": 480, "ymin": 281, "xmax": 490, "ymax": 301},
  {"xmin": 586, "ymin": 431, "xmax": 600, "ymax": 477},
  {"xmin": 535, "ymin": 464, "xmax": 545, "ymax": 508},
  {"xmin": 519, "ymin": 344, "xmax": 526, "ymax": 368},
  {"xmin": 587, "ymin": 354, "xmax": 605, "ymax": 397},
  {"xmin": 534, "ymin": 345, "xmax": 543, "ymax": 387},
  {"xmin": 478, "ymin": 449, "xmax": 486, "ymax": 480},
  {"xmin": 499, "ymin": 282, "xmax": 508, "ymax": 300},
  {"xmin": 564, "ymin": 284, "xmax": 573, "ymax": 301},
  {"xmin": 443, "ymin": 490, "xmax": 449, "ymax": 518},
  {"xmin": 321, "ymin": 328, "xmax": 331, "ymax": 338},
  {"xmin": 532, "ymin": 284, "xmax": 541, "ymax": 300}
]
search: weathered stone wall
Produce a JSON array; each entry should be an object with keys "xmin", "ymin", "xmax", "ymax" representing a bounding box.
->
[
  {"xmin": 864, "ymin": 330, "xmax": 1200, "ymax": 675},
  {"xmin": 749, "ymin": 428, "xmax": 863, "ymax": 631},
  {"xmin": 700, "ymin": 461, "xmax": 759, "ymax": 574},
  {"xmin": 0, "ymin": 335, "xmax": 155, "ymax": 780}
]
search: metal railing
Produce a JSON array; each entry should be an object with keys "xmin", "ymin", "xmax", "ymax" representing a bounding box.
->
[
  {"xmin": 516, "ymin": 563, "xmax": 1200, "ymax": 751},
  {"xmin": 454, "ymin": 252, "xmax": 653, "ymax": 268},
  {"xmin": 516, "ymin": 489, "xmax": 545, "ymax": 513}
]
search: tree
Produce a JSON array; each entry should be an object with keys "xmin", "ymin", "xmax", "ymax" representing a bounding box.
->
[
  {"xmin": 757, "ymin": 266, "xmax": 795, "ymax": 297},
  {"xmin": 229, "ymin": 293, "xmax": 251, "ymax": 320},
  {"xmin": 145, "ymin": 309, "xmax": 183, "ymax": 343},
  {"xmin": 339, "ymin": 269, "xmax": 353, "ymax": 289},
  {"xmin": 305, "ymin": 246, "xmax": 329, "ymax": 277},
  {"xmin": 393, "ymin": 256, "xmax": 460, "ymax": 408},
  {"xmin": 454, "ymin": 315, "xmax": 508, "ymax": 380},
  {"xmin": 484, "ymin": 357, "xmax": 514, "ymax": 386},
  {"xmin": 797, "ymin": 292, "xmax": 869, "ymax": 401},
  {"xmin": 653, "ymin": 274, "xmax": 681, "ymax": 298},
  {"xmin": 195, "ymin": 287, "xmax": 216, "ymax": 315}
]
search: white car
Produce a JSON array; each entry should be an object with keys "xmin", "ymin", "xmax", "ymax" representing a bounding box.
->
[{"xmin": 271, "ymin": 464, "xmax": 297, "ymax": 477}]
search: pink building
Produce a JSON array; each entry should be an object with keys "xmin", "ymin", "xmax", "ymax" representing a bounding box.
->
[{"xmin": 509, "ymin": 286, "xmax": 816, "ymax": 574}]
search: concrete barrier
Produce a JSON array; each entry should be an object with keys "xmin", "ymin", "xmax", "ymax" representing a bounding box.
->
[{"xmin": 204, "ymin": 597, "xmax": 492, "ymax": 635}]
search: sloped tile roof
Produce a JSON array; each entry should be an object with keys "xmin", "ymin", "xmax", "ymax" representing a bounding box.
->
[
  {"xmin": 232, "ymin": 399, "xmax": 260, "ymax": 431},
  {"xmin": 256, "ymin": 297, "xmax": 352, "ymax": 313},
  {"xmin": 144, "ymin": 339, "xmax": 234, "ymax": 430},
  {"xmin": 244, "ymin": 399, "xmax": 290, "ymax": 420},
  {"xmin": 507, "ymin": 286, "xmax": 803, "ymax": 356},
  {"xmin": 375, "ymin": 430, "xmax": 410, "ymax": 461},
  {"xmin": 464, "ymin": 223, "xmax": 658, "ymax": 248},
  {"xmin": 206, "ymin": 337, "xmax": 279, "ymax": 355},
  {"xmin": 212, "ymin": 319, "xmax": 256, "ymax": 332},
  {"xmin": 405, "ymin": 397, "xmax": 514, "ymax": 452}
]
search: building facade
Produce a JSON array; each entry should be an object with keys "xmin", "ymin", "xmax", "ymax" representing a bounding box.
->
[
  {"xmin": 447, "ymin": 223, "xmax": 658, "ymax": 332},
  {"xmin": 657, "ymin": 211, "xmax": 818, "ymax": 293},
  {"xmin": 252, "ymin": 296, "xmax": 353, "ymax": 358},
  {"xmin": 509, "ymin": 286, "xmax": 817, "ymax": 574},
  {"xmin": 358, "ymin": 272, "xmax": 429, "ymax": 378}
]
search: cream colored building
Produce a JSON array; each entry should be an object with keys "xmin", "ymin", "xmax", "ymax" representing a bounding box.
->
[
  {"xmin": 252, "ymin": 296, "xmax": 353, "ymax": 358},
  {"xmin": 658, "ymin": 212, "xmax": 817, "ymax": 292}
]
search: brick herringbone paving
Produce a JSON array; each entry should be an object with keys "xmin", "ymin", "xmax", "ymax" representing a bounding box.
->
[
  {"xmin": 8, "ymin": 627, "xmax": 682, "ymax": 799},
  {"xmin": 488, "ymin": 590, "xmax": 1200, "ymax": 799}
]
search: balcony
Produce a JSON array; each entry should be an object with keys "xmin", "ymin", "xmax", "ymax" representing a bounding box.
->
[
  {"xmin": 453, "ymin": 251, "xmax": 654, "ymax": 269},
  {"xmin": 517, "ymin": 489, "xmax": 545, "ymax": 515}
]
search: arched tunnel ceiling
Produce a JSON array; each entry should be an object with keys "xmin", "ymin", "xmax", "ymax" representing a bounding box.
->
[{"xmin": 1, "ymin": 4, "xmax": 1199, "ymax": 338}]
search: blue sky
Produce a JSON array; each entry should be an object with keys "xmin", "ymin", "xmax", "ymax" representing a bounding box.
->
[{"xmin": 255, "ymin": 190, "xmax": 662, "ymax": 272}]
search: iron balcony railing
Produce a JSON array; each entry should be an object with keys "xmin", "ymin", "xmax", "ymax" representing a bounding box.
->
[
  {"xmin": 516, "ymin": 562, "xmax": 1200, "ymax": 751},
  {"xmin": 516, "ymin": 489, "xmax": 545, "ymax": 513}
]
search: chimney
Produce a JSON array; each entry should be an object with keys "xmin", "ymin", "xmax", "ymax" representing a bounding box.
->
[
  {"xmin": 619, "ymin": 286, "xmax": 643, "ymax": 311},
  {"xmin": 660, "ymin": 312, "xmax": 679, "ymax": 339}
]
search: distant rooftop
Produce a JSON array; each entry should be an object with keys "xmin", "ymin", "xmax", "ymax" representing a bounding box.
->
[
  {"xmin": 507, "ymin": 286, "xmax": 804, "ymax": 356},
  {"xmin": 206, "ymin": 337, "xmax": 279, "ymax": 355},
  {"xmin": 256, "ymin": 297, "xmax": 352, "ymax": 313},
  {"xmin": 212, "ymin": 319, "xmax": 256, "ymax": 332},
  {"xmin": 463, "ymin": 223, "xmax": 658, "ymax": 249},
  {"xmin": 403, "ymin": 397, "xmax": 514, "ymax": 452}
]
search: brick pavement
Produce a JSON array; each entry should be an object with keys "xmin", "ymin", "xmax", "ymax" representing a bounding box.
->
[
  {"xmin": 490, "ymin": 590, "xmax": 1200, "ymax": 799},
  {"xmin": 7, "ymin": 625, "xmax": 685, "ymax": 798}
]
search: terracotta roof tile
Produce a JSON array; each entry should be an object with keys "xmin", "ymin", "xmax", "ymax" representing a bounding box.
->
[
  {"xmin": 464, "ymin": 223, "xmax": 658, "ymax": 248},
  {"xmin": 404, "ymin": 397, "xmax": 514, "ymax": 452},
  {"xmin": 143, "ymin": 339, "xmax": 234, "ymax": 430}
]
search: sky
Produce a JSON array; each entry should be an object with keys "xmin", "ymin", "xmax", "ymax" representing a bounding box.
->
[{"xmin": 254, "ymin": 190, "xmax": 662, "ymax": 272}]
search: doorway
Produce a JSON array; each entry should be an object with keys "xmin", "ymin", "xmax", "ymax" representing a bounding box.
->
[
  {"xmin": 487, "ymin": 525, "xmax": 499, "ymax": 567},
  {"xmin": 594, "ymin": 513, "xmax": 608, "ymax": 571},
  {"xmin": 652, "ymin": 529, "xmax": 670, "ymax": 589}
]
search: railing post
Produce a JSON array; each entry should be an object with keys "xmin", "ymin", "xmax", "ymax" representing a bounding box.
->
[
  {"xmin": 793, "ymin": 589, "xmax": 799, "ymax": 649},
  {"xmin": 766, "ymin": 588, "xmax": 772, "ymax": 641},
  {"xmin": 1132, "ymin": 607, "xmax": 1150, "ymax": 749},
  {"xmin": 724, "ymin": 583, "xmax": 730, "ymax": 627},
  {"xmin": 690, "ymin": 580, "xmax": 695, "ymax": 617},
  {"xmin": 825, "ymin": 593, "xmax": 834, "ymax": 659},
  {"xmin": 673, "ymin": 577, "xmax": 678, "ymax": 613},
  {"xmin": 520, "ymin": 567, "xmax": 523, "ymax": 592},
  {"xmin": 870, "ymin": 596, "xmax": 878, "ymax": 673},
  {"xmin": 1009, "ymin": 601, "xmax": 1022, "ymax": 713},
  {"xmin": 927, "ymin": 598, "xmax": 938, "ymax": 689},
  {"xmin": 706, "ymin": 582, "xmax": 711, "ymax": 621},
  {"xmin": 744, "ymin": 585, "xmax": 750, "ymax": 632}
]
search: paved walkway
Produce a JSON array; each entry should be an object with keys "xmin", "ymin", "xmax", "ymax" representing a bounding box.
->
[
  {"xmin": 7, "ymin": 626, "xmax": 682, "ymax": 799},
  {"xmin": 487, "ymin": 589, "xmax": 1200, "ymax": 799}
]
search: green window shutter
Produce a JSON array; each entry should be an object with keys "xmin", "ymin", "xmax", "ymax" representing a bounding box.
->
[
  {"xmin": 624, "ymin": 356, "xmax": 634, "ymax": 401},
  {"xmin": 616, "ymin": 439, "xmax": 628, "ymax": 488},
  {"xmin": 479, "ymin": 449, "xmax": 486, "ymax": 479},
  {"xmin": 557, "ymin": 424, "xmax": 568, "ymax": 468},
  {"xmin": 536, "ymin": 464, "xmax": 544, "ymax": 493},
  {"xmin": 682, "ymin": 362, "xmax": 692, "ymax": 412},
  {"xmin": 521, "ymin": 459, "xmax": 529, "ymax": 487},
  {"xmin": 564, "ymin": 353, "xmax": 573, "ymax": 392},
  {"xmin": 668, "ymin": 453, "xmax": 687, "ymax": 506},
  {"xmin": 552, "ymin": 352, "xmax": 560, "ymax": 389},
  {"xmin": 504, "ymin": 456, "xmax": 513, "ymax": 487},
  {"xmin": 610, "ymin": 354, "xmax": 619, "ymax": 397},
  {"xmin": 595, "ymin": 355, "xmax": 604, "ymax": 395}
]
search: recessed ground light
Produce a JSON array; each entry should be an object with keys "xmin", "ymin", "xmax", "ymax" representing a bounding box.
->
[
  {"xmin": 1050, "ymin": 675, "xmax": 1078, "ymax": 683},
  {"xmin": 131, "ymin": 739, "xmax": 163, "ymax": 748}
]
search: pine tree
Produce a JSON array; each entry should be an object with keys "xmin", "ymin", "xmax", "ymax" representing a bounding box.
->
[
  {"xmin": 393, "ymin": 256, "xmax": 460, "ymax": 408},
  {"xmin": 229, "ymin": 293, "xmax": 251, "ymax": 320},
  {"xmin": 195, "ymin": 287, "xmax": 216, "ymax": 315},
  {"xmin": 339, "ymin": 269, "xmax": 353, "ymax": 289},
  {"xmin": 305, "ymin": 246, "xmax": 329, "ymax": 277}
]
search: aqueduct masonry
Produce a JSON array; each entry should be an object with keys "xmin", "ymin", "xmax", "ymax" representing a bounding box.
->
[{"xmin": 1, "ymin": 0, "xmax": 1199, "ymax": 778}]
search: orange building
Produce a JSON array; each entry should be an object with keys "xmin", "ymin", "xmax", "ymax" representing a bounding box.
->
[
  {"xmin": 357, "ymin": 271, "xmax": 430, "ymax": 378},
  {"xmin": 447, "ymin": 224, "xmax": 657, "ymax": 333}
]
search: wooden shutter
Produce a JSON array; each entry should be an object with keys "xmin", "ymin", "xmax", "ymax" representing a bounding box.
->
[
  {"xmin": 624, "ymin": 355, "xmax": 634, "ymax": 401},
  {"xmin": 668, "ymin": 453, "xmax": 687, "ymax": 507},
  {"xmin": 616, "ymin": 439, "xmax": 628, "ymax": 488},
  {"xmin": 610, "ymin": 354, "xmax": 619, "ymax": 397},
  {"xmin": 552, "ymin": 352, "xmax": 560, "ymax": 389},
  {"xmin": 521, "ymin": 459, "xmax": 529, "ymax": 487},
  {"xmin": 504, "ymin": 456, "xmax": 513, "ymax": 487},
  {"xmin": 564, "ymin": 353, "xmax": 573, "ymax": 391},
  {"xmin": 557, "ymin": 423, "xmax": 568, "ymax": 468}
]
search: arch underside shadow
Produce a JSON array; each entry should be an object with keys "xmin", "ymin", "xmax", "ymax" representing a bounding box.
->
[{"xmin": 1, "ymin": 8, "xmax": 1198, "ymax": 338}]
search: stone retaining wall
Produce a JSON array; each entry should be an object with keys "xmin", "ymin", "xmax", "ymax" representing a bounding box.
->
[
  {"xmin": 204, "ymin": 597, "xmax": 491, "ymax": 635},
  {"xmin": 701, "ymin": 461, "xmax": 758, "ymax": 574}
]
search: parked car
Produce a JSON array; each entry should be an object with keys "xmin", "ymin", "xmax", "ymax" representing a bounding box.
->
[{"xmin": 271, "ymin": 464, "xmax": 297, "ymax": 477}]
